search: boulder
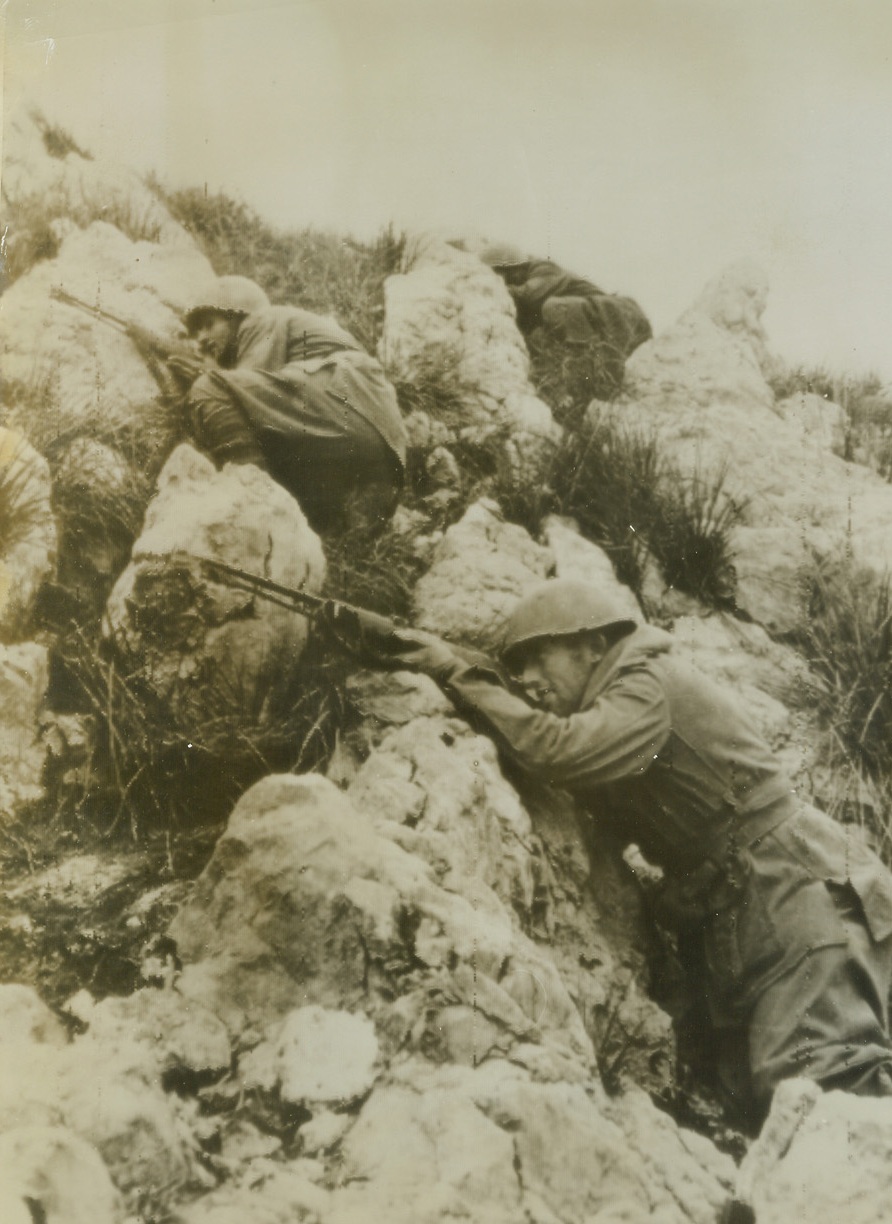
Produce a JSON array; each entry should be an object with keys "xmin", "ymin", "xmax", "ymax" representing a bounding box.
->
[
  {"xmin": 621, "ymin": 261, "xmax": 892, "ymax": 633},
  {"xmin": 73, "ymin": 988, "xmax": 231, "ymax": 1079},
  {"xmin": 1, "ymin": 219, "xmax": 215, "ymax": 454},
  {"xmin": 413, "ymin": 499, "xmax": 554, "ymax": 651},
  {"xmin": 0, "ymin": 429, "xmax": 56, "ymax": 641},
  {"xmin": 241, "ymin": 1006, "xmax": 379, "ymax": 1106},
  {"xmin": 0, "ymin": 984, "xmax": 67, "ymax": 1047},
  {"xmin": 169, "ymin": 772, "xmax": 591, "ymax": 1071},
  {"xmin": 381, "ymin": 234, "xmax": 560, "ymax": 485},
  {"xmin": 731, "ymin": 1077, "xmax": 892, "ymax": 1224},
  {"xmin": 776, "ymin": 391, "xmax": 848, "ymax": 456},
  {"xmin": 103, "ymin": 444, "xmax": 325, "ymax": 726},
  {"xmin": 0, "ymin": 641, "xmax": 49, "ymax": 822},
  {"xmin": 0, "ymin": 1126, "xmax": 121, "ymax": 1224},
  {"xmin": 0, "ymin": 1034, "xmax": 198, "ymax": 1210},
  {"xmin": 541, "ymin": 514, "xmax": 643, "ymax": 622},
  {"xmin": 327, "ymin": 1058, "xmax": 732, "ymax": 1224}
]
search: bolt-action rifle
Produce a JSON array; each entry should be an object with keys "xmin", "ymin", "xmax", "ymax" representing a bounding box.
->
[
  {"xmin": 197, "ymin": 555, "xmax": 405, "ymax": 656},
  {"xmin": 50, "ymin": 287, "xmax": 197, "ymax": 404},
  {"xmin": 197, "ymin": 555, "xmax": 505, "ymax": 675}
]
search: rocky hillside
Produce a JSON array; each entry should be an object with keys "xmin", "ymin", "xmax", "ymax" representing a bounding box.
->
[{"xmin": 2, "ymin": 105, "xmax": 892, "ymax": 1223}]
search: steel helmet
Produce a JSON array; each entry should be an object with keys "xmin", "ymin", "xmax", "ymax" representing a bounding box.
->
[
  {"xmin": 479, "ymin": 242, "xmax": 531, "ymax": 270},
  {"xmin": 501, "ymin": 579, "xmax": 638, "ymax": 667},
  {"xmin": 184, "ymin": 276, "xmax": 270, "ymax": 332}
]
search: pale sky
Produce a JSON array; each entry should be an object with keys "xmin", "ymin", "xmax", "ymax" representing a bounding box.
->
[{"xmin": 4, "ymin": 0, "xmax": 892, "ymax": 379}]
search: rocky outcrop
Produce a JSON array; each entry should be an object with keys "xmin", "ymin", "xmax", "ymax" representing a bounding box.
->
[
  {"xmin": 730, "ymin": 1077, "xmax": 892, "ymax": 1224},
  {"xmin": 168, "ymin": 768, "xmax": 730, "ymax": 1222},
  {"xmin": 413, "ymin": 499, "xmax": 554, "ymax": 652},
  {"xmin": 0, "ymin": 984, "xmax": 201, "ymax": 1217},
  {"xmin": 0, "ymin": 428, "xmax": 56, "ymax": 641},
  {"xmin": 621, "ymin": 261, "xmax": 892, "ymax": 633},
  {"xmin": 0, "ymin": 1126, "xmax": 121, "ymax": 1224},
  {"xmin": 0, "ymin": 642, "xmax": 49, "ymax": 823},
  {"xmin": 1, "ymin": 220, "xmax": 215, "ymax": 452},
  {"xmin": 104, "ymin": 444, "xmax": 325, "ymax": 725},
  {"xmin": 381, "ymin": 234, "xmax": 561, "ymax": 485}
]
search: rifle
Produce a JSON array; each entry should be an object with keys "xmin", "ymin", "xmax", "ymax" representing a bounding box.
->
[
  {"xmin": 196, "ymin": 555, "xmax": 506, "ymax": 676},
  {"xmin": 197, "ymin": 555, "xmax": 403, "ymax": 652},
  {"xmin": 50, "ymin": 287, "xmax": 197, "ymax": 404}
]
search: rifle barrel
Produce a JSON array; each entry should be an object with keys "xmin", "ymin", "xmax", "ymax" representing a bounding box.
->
[
  {"xmin": 198, "ymin": 556, "xmax": 323, "ymax": 611},
  {"xmin": 51, "ymin": 287, "xmax": 131, "ymax": 332}
]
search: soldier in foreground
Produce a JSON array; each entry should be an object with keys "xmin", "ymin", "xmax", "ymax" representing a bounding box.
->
[
  {"xmin": 169, "ymin": 276, "xmax": 407, "ymax": 534},
  {"xmin": 349, "ymin": 577, "xmax": 892, "ymax": 1117}
]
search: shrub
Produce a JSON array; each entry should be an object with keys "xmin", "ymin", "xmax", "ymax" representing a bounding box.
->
[
  {"xmin": 796, "ymin": 554, "xmax": 892, "ymax": 781},
  {"xmin": 0, "ymin": 434, "xmax": 50, "ymax": 552},
  {"xmin": 542, "ymin": 408, "xmax": 746, "ymax": 606},
  {"xmin": 650, "ymin": 462, "xmax": 746, "ymax": 607},
  {"xmin": 49, "ymin": 622, "xmax": 349, "ymax": 839}
]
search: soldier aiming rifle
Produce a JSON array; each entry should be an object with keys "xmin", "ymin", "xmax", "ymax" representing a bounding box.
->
[{"xmin": 206, "ymin": 558, "xmax": 892, "ymax": 1122}]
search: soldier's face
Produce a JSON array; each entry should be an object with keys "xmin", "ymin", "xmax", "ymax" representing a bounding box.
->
[
  {"xmin": 191, "ymin": 312, "xmax": 240, "ymax": 363},
  {"xmin": 516, "ymin": 637, "xmax": 603, "ymax": 716}
]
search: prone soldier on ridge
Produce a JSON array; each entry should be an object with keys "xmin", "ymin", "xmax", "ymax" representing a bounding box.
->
[
  {"xmin": 323, "ymin": 576, "xmax": 892, "ymax": 1119},
  {"xmin": 167, "ymin": 276, "xmax": 408, "ymax": 535}
]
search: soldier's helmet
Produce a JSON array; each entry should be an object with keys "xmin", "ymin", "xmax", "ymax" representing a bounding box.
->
[
  {"xmin": 478, "ymin": 242, "xmax": 531, "ymax": 270},
  {"xmin": 501, "ymin": 579, "xmax": 638, "ymax": 669},
  {"xmin": 184, "ymin": 276, "xmax": 270, "ymax": 332}
]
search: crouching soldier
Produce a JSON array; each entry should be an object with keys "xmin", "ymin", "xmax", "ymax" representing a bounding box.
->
[
  {"xmin": 169, "ymin": 276, "xmax": 408, "ymax": 534},
  {"xmin": 479, "ymin": 245, "xmax": 652, "ymax": 392},
  {"xmin": 356, "ymin": 579, "xmax": 892, "ymax": 1116}
]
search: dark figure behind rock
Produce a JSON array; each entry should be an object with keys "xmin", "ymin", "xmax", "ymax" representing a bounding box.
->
[
  {"xmin": 171, "ymin": 276, "xmax": 408, "ymax": 535},
  {"xmin": 479, "ymin": 243, "xmax": 652, "ymax": 395}
]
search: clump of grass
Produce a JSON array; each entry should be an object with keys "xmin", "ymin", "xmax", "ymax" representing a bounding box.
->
[
  {"xmin": 796, "ymin": 554, "xmax": 892, "ymax": 782},
  {"xmin": 49, "ymin": 621, "xmax": 349, "ymax": 839},
  {"xmin": 550, "ymin": 408, "xmax": 662, "ymax": 592},
  {"xmin": 322, "ymin": 518, "xmax": 426, "ymax": 621},
  {"xmin": 161, "ymin": 186, "xmax": 404, "ymax": 353},
  {"xmin": 527, "ymin": 327, "xmax": 628, "ymax": 423},
  {"xmin": 651, "ymin": 462, "xmax": 746, "ymax": 606},
  {"xmin": 30, "ymin": 110, "xmax": 94, "ymax": 161},
  {"xmin": 0, "ymin": 434, "xmax": 51, "ymax": 552}
]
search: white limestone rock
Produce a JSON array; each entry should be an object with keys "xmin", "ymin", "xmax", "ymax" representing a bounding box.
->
[
  {"xmin": 381, "ymin": 233, "xmax": 561, "ymax": 486},
  {"xmin": 620, "ymin": 261, "xmax": 892, "ymax": 632},
  {"xmin": 541, "ymin": 514, "xmax": 643, "ymax": 622},
  {"xmin": 3, "ymin": 106, "xmax": 192, "ymax": 254},
  {"xmin": 413, "ymin": 499, "xmax": 554, "ymax": 652},
  {"xmin": 241, "ymin": 1007, "xmax": 379, "ymax": 1106},
  {"xmin": 2, "ymin": 219, "xmax": 215, "ymax": 449},
  {"xmin": 732, "ymin": 1076, "xmax": 892, "ymax": 1224},
  {"xmin": 776, "ymin": 390, "xmax": 848, "ymax": 456},
  {"xmin": 0, "ymin": 984, "xmax": 67, "ymax": 1048},
  {"xmin": 74, "ymin": 988, "xmax": 231, "ymax": 1079},
  {"xmin": 0, "ymin": 641, "xmax": 49, "ymax": 822},
  {"xmin": 169, "ymin": 772, "xmax": 592, "ymax": 1070},
  {"xmin": 104, "ymin": 444, "xmax": 325, "ymax": 724},
  {"xmin": 0, "ymin": 1126, "xmax": 122, "ymax": 1224}
]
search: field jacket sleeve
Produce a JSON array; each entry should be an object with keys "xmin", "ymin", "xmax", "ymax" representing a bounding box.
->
[{"xmin": 438, "ymin": 659, "xmax": 671, "ymax": 790}]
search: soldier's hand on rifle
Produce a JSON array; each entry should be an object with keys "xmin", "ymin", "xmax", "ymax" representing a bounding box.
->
[
  {"xmin": 318, "ymin": 603, "xmax": 459, "ymax": 677},
  {"xmin": 166, "ymin": 352, "xmax": 208, "ymax": 387}
]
